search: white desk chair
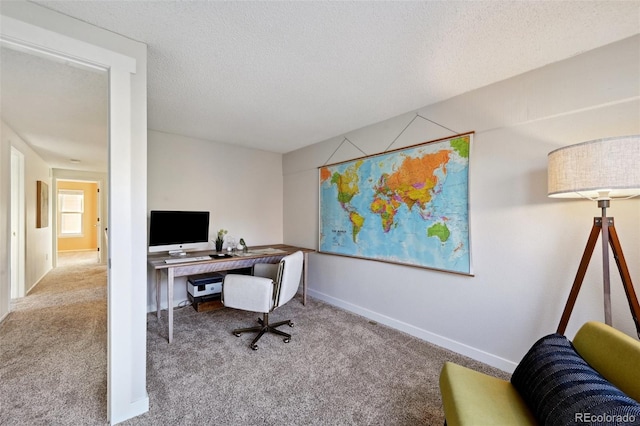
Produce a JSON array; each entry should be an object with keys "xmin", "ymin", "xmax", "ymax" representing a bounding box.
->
[{"xmin": 222, "ymin": 251, "xmax": 303, "ymax": 350}]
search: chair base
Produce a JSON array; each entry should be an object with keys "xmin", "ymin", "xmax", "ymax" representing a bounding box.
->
[{"xmin": 232, "ymin": 313, "xmax": 294, "ymax": 350}]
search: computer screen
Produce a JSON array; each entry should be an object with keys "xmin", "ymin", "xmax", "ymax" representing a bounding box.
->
[{"xmin": 148, "ymin": 210, "xmax": 210, "ymax": 254}]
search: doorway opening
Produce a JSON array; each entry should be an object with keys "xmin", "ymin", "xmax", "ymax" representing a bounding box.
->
[
  {"xmin": 55, "ymin": 179, "xmax": 103, "ymax": 267},
  {"xmin": 2, "ymin": 7, "xmax": 148, "ymax": 422}
]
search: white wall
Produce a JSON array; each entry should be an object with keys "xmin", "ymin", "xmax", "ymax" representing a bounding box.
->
[
  {"xmin": 1, "ymin": 122, "xmax": 53, "ymax": 293},
  {"xmin": 283, "ymin": 35, "xmax": 640, "ymax": 372},
  {"xmin": 146, "ymin": 130, "xmax": 283, "ymax": 310}
]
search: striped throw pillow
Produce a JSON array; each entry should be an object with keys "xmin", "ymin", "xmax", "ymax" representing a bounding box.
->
[{"xmin": 511, "ymin": 333, "xmax": 640, "ymax": 426}]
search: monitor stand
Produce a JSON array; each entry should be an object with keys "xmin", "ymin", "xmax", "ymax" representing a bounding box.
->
[{"xmin": 168, "ymin": 250, "xmax": 187, "ymax": 257}]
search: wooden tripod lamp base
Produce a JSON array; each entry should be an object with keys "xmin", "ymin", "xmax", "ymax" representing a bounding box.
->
[{"xmin": 556, "ymin": 211, "xmax": 640, "ymax": 338}]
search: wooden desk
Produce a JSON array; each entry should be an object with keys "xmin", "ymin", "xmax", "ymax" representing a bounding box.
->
[{"xmin": 148, "ymin": 244, "xmax": 314, "ymax": 343}]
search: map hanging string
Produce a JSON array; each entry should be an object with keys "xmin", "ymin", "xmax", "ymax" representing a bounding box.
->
[
  {"xmin": 323, "ymin": 137, "xmax": 368, "ymax": 166},
  {"xmin": 323, "ymin": 114, "xmax": 458, "ymax": 165},
  {"xmin": 383, "ymin": 114, "xmax": 459, "ymax": 153}
]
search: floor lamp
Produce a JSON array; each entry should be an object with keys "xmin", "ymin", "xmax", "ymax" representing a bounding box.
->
[{"xmin": 547, "ymin": 135, "xmax": 640, "ymax": 338}]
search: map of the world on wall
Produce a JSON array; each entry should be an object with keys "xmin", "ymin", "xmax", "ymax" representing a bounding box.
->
[{"xmin": 319, "ymin": 133, "xmax": 472, "ymax": 275}]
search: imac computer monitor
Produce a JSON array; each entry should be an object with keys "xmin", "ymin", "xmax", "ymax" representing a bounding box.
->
[{"xmin": 148, "ymin": 210, "xmax": 210, "ymax": 255}]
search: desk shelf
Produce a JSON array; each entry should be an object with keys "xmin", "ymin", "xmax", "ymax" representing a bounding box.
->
[{"xmin": 187, "ymin": 292, "xmax": 224, "ymax": 312}]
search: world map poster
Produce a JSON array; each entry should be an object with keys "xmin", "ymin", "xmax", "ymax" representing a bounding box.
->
[{"xmin": 319, "ymin": 133, "xmax": 472, "ymax": 275}]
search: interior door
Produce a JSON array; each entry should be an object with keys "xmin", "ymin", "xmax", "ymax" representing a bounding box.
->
[{"xmin": 10, "ymin": 147, "xmax": 25, "ymax": 299}]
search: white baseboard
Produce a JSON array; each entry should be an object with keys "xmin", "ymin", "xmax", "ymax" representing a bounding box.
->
[
  {"xmin": 307, "ymin": 288, "xmax": 517, "ymax": 373},
  {"xmin": 26, "ymin": 267, "xmax": 52, "ymax": 295},
  {"xmin": 110, "ymin": 394, "xmax": 149, "ymax": 425}
]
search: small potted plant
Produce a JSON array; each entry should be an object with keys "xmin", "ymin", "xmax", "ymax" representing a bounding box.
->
[{"xmin": 215, "ymin": 229, "xmax": 227, "ymax": 252}]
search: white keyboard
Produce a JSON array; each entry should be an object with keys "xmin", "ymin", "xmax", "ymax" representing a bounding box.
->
[{"xmin": 164, "ymin": 256, "xmax": 210, "ymax": 264}]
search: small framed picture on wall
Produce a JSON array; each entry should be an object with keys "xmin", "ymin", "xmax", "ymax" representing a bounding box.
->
[{"xmin": 36, "ymin": 180, "xmax": 49, "ymax": 228}]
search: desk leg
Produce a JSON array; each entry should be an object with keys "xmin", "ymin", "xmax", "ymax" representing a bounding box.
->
[
  {"xmin": 156, "ymin": 270, "xmax": 162, "ymax": 319},
  {"xmin": 303, "ymin": 252, "xmax": 309, "ymax": 306},
  {"xmin": 167, "ymin": 267, "xmax": 174, "ymax": 343}
]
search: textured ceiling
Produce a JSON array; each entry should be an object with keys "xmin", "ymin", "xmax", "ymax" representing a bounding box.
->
[
  {"xmin": 1, "ymin": 1, "xmax": 639, "ymax": 171},
  {"xmin": 1, "ymin": 47, "xmax": 108, "ymax": 172}
]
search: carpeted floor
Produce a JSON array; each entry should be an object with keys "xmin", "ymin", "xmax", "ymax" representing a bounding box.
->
[
  {"xmin": 1, "ymin": 252, "xmax": 509, "ymax": 425},
  {"xmin": 0, "ymin": 251, "xmax": 107, "ymax": 425}
]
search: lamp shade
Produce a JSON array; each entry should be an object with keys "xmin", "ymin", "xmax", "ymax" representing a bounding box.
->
[{"xmin": 548, "ymin": 135, "xmax": 640, "ymax": 199}]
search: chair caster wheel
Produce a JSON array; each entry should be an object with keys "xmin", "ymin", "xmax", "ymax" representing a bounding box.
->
[
  {"xmin": 251, "ymin": 344, "xmax": 258, "ymax": 350},
  {"xmin": 283, "ymin": 338, "xmax": 290, "ymax": 343},
  {"xmin": 288, "ymin": 322, "xmax": 294, "ymax": 327},
  {"xmin": 233, "ymin": 332, "xmax": 242, "ymax": 337}
]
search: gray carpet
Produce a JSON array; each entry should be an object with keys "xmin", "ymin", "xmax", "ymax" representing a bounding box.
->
[
  {"xmin": 0, "ymin": 252, "xmax": 107, "ymax": 425},
  {"xmin": 1, "ymin": 253, "xmax": 509, "ymax": 425}
]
